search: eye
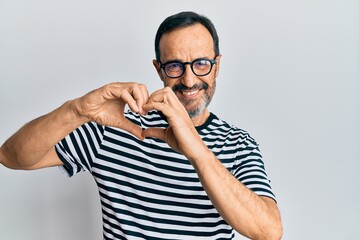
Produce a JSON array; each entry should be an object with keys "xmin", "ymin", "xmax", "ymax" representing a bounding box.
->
[
  {"xmin": 194, "ymin": 60, "xmax": 210, "ymax": 69},
  {"xmin": 166, "ymin": 62, "xmax": 183, "ymax": 72}
]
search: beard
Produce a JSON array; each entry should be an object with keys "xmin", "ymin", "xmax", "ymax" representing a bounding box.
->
[{"xmin": 170, "ymin": 79, "xmax": 216, "ymax": 119}]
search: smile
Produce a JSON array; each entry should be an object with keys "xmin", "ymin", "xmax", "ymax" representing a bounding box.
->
[{"xmin": 182, "ymin": 89, "xmax": 200, "ymax": 96}]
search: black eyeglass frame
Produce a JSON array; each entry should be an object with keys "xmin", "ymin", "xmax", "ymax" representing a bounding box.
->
[{"xmin": 159, "ymin": 56, "xmax": 218, "ymax": 78}]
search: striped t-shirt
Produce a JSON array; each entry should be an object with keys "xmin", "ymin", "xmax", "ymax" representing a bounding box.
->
[{"xmin": 55, "ymin": 110, "xmax": 275, "ymax": 240}]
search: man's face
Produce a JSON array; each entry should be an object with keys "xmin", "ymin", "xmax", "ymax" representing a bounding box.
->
[{"xmin": 154, "ymin": 23, "xmax": 221, "ymax": 118}]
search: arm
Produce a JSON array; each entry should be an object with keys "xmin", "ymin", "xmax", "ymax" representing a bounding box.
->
[
  {"xmin": 192, "ymin": 149, "xmax": 283, "ymax": 240},
  {"xmin": 0, "ymin": 100, "xmax": 85, "ymax": 170},
  {"xmin": 142, "ymin": 87, "xmax": 283, "ymax": 240},
  {"xmin": 0, "ymin": 82, "xmax": 149, "ymax": 170}
]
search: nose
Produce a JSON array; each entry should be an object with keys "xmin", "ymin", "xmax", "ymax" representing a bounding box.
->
[{"xmin": 180, "ymin": 64, "xmax": 196, "ymax": 88}]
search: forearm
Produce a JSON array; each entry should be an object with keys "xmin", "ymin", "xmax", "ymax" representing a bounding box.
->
[
  {"xmin": 0, "ymin": 99, "xmax": 88, "ymax": 169},
  {"xmin": 190, "ymin": 149, "xmax": 283, "ymax": 240}
]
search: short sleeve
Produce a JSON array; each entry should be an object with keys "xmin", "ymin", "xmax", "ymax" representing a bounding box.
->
[
  {"xmin": 55, "ymin": 122, "xmax": 104, "ymax": 177},
  {"xmin": 233, "ymin": 134, "xmax": 276, "ymax": 201}
]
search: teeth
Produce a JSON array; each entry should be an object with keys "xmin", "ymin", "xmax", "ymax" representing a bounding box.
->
[{"xmin": 182, "ymin": 90, "xmax": 199, "ymax": 96}]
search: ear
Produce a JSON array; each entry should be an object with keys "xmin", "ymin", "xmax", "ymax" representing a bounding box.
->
[
  {"xmin": 153, "ymin": 59, "xmax": 165, "ymax": 82},
  {"xmin": 214, "ymin": 54, "xmax": 222, "ymax": 78}
]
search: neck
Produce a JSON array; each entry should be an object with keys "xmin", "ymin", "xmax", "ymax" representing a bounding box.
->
[{"xmin": 191, "ymin": 109, "xmax": 210, "ymax": 127}]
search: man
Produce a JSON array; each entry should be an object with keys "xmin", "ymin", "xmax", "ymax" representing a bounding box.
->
[{"xmin": 0, "ymin": 11, "xmax": 282, "ymax": 239}]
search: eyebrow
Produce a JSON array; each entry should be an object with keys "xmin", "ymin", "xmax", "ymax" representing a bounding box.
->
[
  {"xmin": 162, "ymin": 56, "xmax": 213, "ymax": 64},
  {"xmin": 161, "ymin": 58, "xmax": 183, "ymax": 64}
]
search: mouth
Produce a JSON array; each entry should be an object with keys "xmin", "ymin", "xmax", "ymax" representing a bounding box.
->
[
  {"xmin": 170, "ymin": 81, "xmax": 214, "ymax": 118},
  {"xmin": 173, "ymin": 83, "xmax": 208, "ymax": 100},
  {"xmin": 181, "ymin": 89, "xmax": 201, "ymax": 97}
]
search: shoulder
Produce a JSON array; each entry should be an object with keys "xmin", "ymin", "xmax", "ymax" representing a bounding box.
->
[{"xmin": 205, "ymin": 113, "xmax": 258, "ymax": 147}]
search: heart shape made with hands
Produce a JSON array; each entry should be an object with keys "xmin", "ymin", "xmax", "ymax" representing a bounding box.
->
[
  {"xmin": 122, "ymin": 94, "xmax": 191, "ymax": 155},
  {"xmin": 123, "ymin": 86, "xmax": 189, "ymax": 138},
  {"xmin": 119, "ymin": 107, "xmax": 183, "ymax": 154},
  {"xmin": 85, "ymin": 83, "xmax": 193, "ymax": 154}
]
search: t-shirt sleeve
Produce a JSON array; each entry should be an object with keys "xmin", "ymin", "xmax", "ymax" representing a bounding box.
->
[
  {"xmin": 233, "ymin": 134, "xmax": 276, "ymax": 202},
  {"xmin": 55, "ymin": 122, "xmax": 104, "ymax": 177}
]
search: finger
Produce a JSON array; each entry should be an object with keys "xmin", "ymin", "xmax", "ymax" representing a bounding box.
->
[
  {"xmin": 131, "ymin": 84, "xmax": 149, "ymax": 115},
  {"xmin": 143, "ymin": 89, "xmax": 183, "ymax": 116},
  {"xmin": 147, "ymin": 87, "xmax": 181, "ymax": 108},
  {"xmin": 142, "ymin": 101, "xmax": 166, "ymax": 114},
  {"xmin": 121, "ymin": 90, "xmax": 139, "ymax": 113},
  {"xmin": 146, "ymin": 89, "xmax": 164, "ymax": 103},
  {"xmin": 142, "ymin": 127, "xmax": 166, "ymax": 141},
  {"xmin": 142, "ymin": 89, "xmax": 164, "ymax": 112}
]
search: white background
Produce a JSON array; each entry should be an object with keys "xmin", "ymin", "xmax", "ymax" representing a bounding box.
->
[{"xmin": 0, "ymin": 0, "xmax": 359, "ymax": 239}]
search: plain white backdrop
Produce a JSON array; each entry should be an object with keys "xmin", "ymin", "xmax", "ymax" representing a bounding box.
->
[{"xmin": 0, "ymin": 1, "xmax": 359, "ymax": 239}]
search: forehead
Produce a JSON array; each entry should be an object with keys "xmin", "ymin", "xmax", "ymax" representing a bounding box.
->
[{"xmin": 159, "ymin": 23, "xmax": 215, "ymax": 61}]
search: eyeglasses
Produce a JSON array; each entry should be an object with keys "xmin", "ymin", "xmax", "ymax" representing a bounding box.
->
[{"xmin": 160, "ymin": 57, "xmax": 217, "ymax": 78}]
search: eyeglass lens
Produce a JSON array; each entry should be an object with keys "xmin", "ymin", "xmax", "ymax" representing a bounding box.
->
[{"xmin": 164, "ymin": 59, "xmax": 213, "ymax": 78}]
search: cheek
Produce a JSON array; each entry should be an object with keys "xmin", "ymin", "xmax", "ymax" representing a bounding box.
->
[
  {"xmin": 163, "ymin": 79, "xmax": 176, "ymax": 89},
  {"xmin": 200, "ymin": 75, "xmax": 215, "ymax": 87},
  {"xmin": 160, "ymin": 71, "xmax": 166, "ymax": 83}
]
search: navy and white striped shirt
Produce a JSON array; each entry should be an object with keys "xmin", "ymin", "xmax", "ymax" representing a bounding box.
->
[{"xmin": 55, "ymin": 110, "xmax": 275, "ymax": 240}]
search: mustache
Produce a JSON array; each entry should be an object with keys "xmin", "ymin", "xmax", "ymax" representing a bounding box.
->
[{"xmin": 172, "ymin": 82, "xmax": 209, "ymax": 92}]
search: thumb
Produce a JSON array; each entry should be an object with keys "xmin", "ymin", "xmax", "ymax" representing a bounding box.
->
[
  {"xmin": 142, "ymin": 127, "xmax": 166, "ymax": 141},
  {"xmin": 117, "ymin": 118, "xmax": 144, "ymax": 140}
]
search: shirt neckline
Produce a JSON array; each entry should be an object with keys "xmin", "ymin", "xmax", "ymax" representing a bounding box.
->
[
  {"xmin": 195, "ymin": 112, "xmax": 216, "ymax": 131},
  {"xmin": 158, "ymin": 111, "xmax": 217, "ymax": 131}
]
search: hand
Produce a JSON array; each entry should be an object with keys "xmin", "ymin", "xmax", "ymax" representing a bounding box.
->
[
  {"xmin": 74, "ymin": 82, "xmax": 149, "ymax": 139},
  {"xmin": 142, "ymin": 87, "xmax": 207, "ymax": 158}
]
